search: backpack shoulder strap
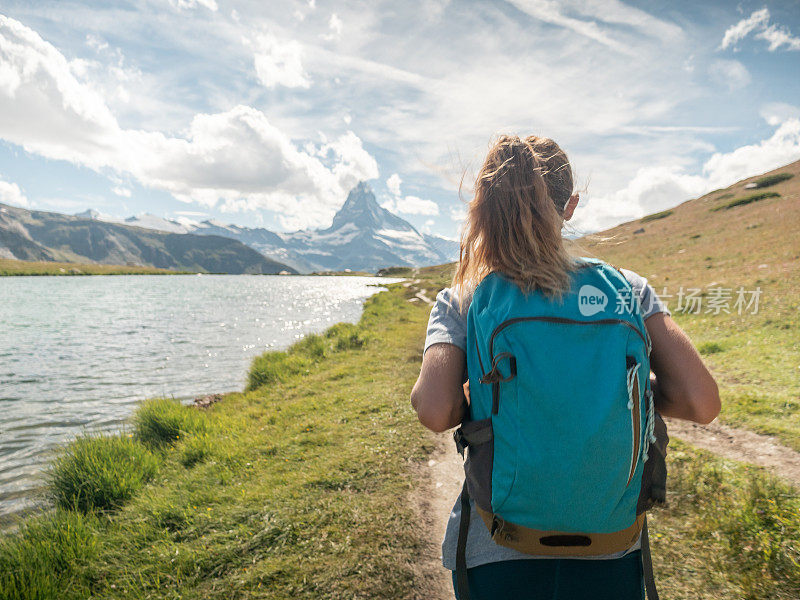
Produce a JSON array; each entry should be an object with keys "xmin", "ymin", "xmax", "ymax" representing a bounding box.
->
[{"xmin": 642, "ymin": 516, "xmax": 660, "ymax": 600}]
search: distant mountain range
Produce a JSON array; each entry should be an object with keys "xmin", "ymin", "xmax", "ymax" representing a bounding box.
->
[
  {"xmin": 0, "ymin": 204, "xmax": 296, "ymax": 274},
  {"xmin": 0, "ymin": 183, "xmax": 458, "ymax": 274},
  {"xmin": 81, "ymin": 182, "xmax": 458, "ymax": 273}
]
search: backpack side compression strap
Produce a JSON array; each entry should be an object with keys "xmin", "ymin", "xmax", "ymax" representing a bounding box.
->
[
  {"xmin": 473, "ymin": 507, "xmax": 645, "ymax": 556},
  {"xmin": 455, "ymin": 480, "xmax": 472, "ymax": 600},
  {"xmin": 641, "ymin": 515, "xmax": 660, "ymax": 600}
]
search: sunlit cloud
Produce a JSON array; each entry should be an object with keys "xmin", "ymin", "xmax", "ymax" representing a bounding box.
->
[
  {"xmin": 168, "ymin": 0, "xmax": 218, "ymax": 12},
  {"xmin": 708, "ymin": 59, "xmax": 751, "ymax": 91},
  {"xmin": 0, "ymin": 15, "xmax": 377, "ymax": 229},
  {"xmin": 251, "ymin": 32, "xmax": 311, "ymax": 89},
  {"xmin": 0, "ymin": 176, "xmax": 27, "ymax": 207},
  {"xmin": 572, "ymin": 119, "xmax": 800, "ymax": 232},
  {"xmin": 386, "ymin": 173, "xmax": 402, "ymax": 197},
  {"xmin": 720, "ymin": 8, "xmax": 800, "ymax": 52}
]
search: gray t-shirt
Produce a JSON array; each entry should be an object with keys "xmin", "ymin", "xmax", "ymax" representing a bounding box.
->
[{"xmin": 423, "ymin": 268, "xmax": 670, "ymax": 571}]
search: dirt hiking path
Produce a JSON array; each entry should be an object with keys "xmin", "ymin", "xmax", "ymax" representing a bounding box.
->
[
  {"xmin": 413, "ymin": 431, "xmax": 464, "ymax": 600},
  {"xmin": 665, "ymin": 418, "xmax": 800, "ymax": 488}
]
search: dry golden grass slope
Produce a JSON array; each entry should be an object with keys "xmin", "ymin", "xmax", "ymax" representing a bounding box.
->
[{"xmin": 579, "ymin": 159, "xmax": 800, "ymax": 449}]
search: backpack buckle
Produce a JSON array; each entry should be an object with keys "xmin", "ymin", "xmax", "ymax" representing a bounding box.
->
[{"xmin": 490, "ymin": 514, "xmax": 505, "ymax": 537}]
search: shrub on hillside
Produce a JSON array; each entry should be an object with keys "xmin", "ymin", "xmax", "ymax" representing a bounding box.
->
[
  {"xmin": 698, "ymin": 341, "xmax": 725, "ymax": 355},
  {"xmin": 134, "ymin": 398, "xmax": 208, "ymax": 446},
  {"xmin": 753, "ymin": 173, "xmax": 793, "ymax": 188},
  {"xmin": 246, "ymin": 352, "xmax": 311, "ymax": 391},
  {"xmin": 247, "ymin": 324, "xmax": 370, "ymax": 392},
  {"xmin": 47, "ymin": 434, "xmax": 158, "ymax": 512},
  {"xmin": 711, "ymin": 192, "xmax": 780, "ymax": 211},
  {"xmin": 640, "ymin": 209, "xmax": 673, "ymax": 223},
  {"xmin": 291, "ymin": 334, "xmax": 327, "ymax": 358}
]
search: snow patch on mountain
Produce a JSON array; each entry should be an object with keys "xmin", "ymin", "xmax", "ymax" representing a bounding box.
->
[{"xmin": 124, "ymin": 214, "xmax": 191, "ymax": 234}]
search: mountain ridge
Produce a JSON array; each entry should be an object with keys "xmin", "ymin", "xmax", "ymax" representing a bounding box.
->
[
  {"xmin": 0, "ymin": 203, "xmax": 297, "ymax": 274},
  {"xmin": 78, "ymin": 182, "xmax": 459, "ymax": 273}
]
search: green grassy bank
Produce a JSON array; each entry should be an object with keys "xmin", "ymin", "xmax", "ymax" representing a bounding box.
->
[
  {"xmin": 0, "ymin": 258, "xmax": 181, "ymax": 276},
  {"xmin": 1, "ymin": 266, "xmax": 798, "ymax": 599}
]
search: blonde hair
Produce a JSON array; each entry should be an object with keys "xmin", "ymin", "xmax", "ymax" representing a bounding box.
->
[{"xmin": 454, "ymin": 135, "xmax": 576, "ymax": 299}]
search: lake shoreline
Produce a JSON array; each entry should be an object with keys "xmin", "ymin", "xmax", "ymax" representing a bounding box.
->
[
  {"xmin": 0, "ymin": 258, "xmax": 185, "ymax": 276},
  {"xmin": 0, "ymin": 258, "xmax": 398, "ymax": 277},
  {"xmin": 1, "ymin": 274, "xmax": 398, "ymax": 526}
]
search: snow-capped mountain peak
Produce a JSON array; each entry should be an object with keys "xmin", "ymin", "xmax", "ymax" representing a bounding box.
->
[
  {"xmin": 328, "ymin": 181, "xmax": 392, "ymax": 231},
  {"xmin": 83, "ymin": 182, "xmax": 459, "ymax": 272}
]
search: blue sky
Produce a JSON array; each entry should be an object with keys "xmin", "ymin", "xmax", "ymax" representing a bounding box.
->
[{"xmin": 0, "ymin": 1, "xmax": 798, "ymax": 237}]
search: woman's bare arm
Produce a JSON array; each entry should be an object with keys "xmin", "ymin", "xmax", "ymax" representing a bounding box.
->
[
  {"xmin": 410, "ymin": 343, "xmax": 466, "ymax": 433},
  {"xmin": 645, "ymin": 312, "xmax": 720, "ymax": 424}
]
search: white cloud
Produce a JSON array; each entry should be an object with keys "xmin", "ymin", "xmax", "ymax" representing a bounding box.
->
[
  {"xmin": 720, "ymin": 8, "xmax": 769, "ymax": 50},
  {"xmin": 422, "ymin": 0, "xmax": 452, "ymax": 21},
  {"xmin": 85, "ymin": 33, "xmax": 108, "ymax": 53},
  {"xmin": 0, "ymin": 15, "xmax": 378, "ymax": 230},
  {"xmin": 719, "ymin": 8, "xmax": 800, "ymax": 52},
  {"xmin": 506, "ymin": 0, "xmax": 632, "ymax": 55},
  {"xmin": 702, "ymin": 118, "xmax": 800, "ymax": 189},
  {"xmin": 169, "ymin": 0, "xmax": 218, "ymax": 11},
  {"xmin": 755, "ymin": 24, "xmax": 800, "ymax": 52},
  {"xmin": 504, "ymin": 0, "xmax": 683, "ymax": 57},
  {"xmin": 449, "ymin": 205, "xmax": 466, "ymax": 222},
  {"xmin": 760, "ymin": 102, "xmax": 800, "ymax": 127},
  {"xmin": 572, "ymin": 119, "xmax": 800, "ymax": 232},
  {"xmin": 386, "ymin": 173, "xmax": 402, "ymax": 196},
  {"xmin": 399, "ymin": 195, "xmax": 439, "ymax": 215},
  {"xmin": 323, "ymin": 14, "xmax": 343, "ymax": 41},
  {"xmin": 708, "ymin": 59, "xmax": 751, "ymax": 91},
  {"xmin": 251, "ymin": 33, "xmax": 311, "ymax": 89},
  {"xmin": 112, "ymin": 186, "xmax": 131, "ymax": 197},
  {"xmin": 316, "ymin": 129, "xmax": 379, "ymax": 192},
  {"xmin": 571, "ymin": 166, "xmax": 707, "ymax": 232},
  {"xmin": 384, "ymin": 195, "xmax": 439, "ymax": 215},
  {"xmin": 0, "ymin": 176, "xmax": 27, "ymax": 207}
]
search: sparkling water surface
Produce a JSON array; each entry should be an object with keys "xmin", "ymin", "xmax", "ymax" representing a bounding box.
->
[{"xmin": 0, "ymin": 274, "xmax": 399, "ymax": 522}]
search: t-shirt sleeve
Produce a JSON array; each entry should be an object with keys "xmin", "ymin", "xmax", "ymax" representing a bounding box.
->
[
  {"xmin": 424, "ymin": 287, "xmax": 468, "ymax": 354},
  {"xmin": 619, "ymin": 268, "xmax": 671, "ymax": 320}
]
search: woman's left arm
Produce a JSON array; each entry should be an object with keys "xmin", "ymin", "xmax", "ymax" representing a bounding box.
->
[{"xmin": 410, "ymin": 342, "xmax": 467, "ymax": 433}]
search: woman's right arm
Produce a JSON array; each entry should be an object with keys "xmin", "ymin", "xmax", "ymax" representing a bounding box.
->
[{"xmin": 645, "ymin": 312, "xmax": 720, "ymax": 424}]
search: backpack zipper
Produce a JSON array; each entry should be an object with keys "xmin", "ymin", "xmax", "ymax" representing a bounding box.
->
[
  {"xmin": 484, "ymin": 316, "xmax": 648, "ymax": 429},
  {"xmin": 488, "ymin": 316, "xmax": 648, "ymax": 358}
]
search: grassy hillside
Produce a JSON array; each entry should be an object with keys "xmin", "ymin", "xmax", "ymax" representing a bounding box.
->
[
  {"xmin": 1, "ymin": 269, "xmax": 797, "ymax": 599},
  {"xmin": 0, "ymin": 258, "xmax": 181, "ymax": 276},
  {"xmin": 579, "ymin": 160, "xmax": 800, "ymax": 450}
]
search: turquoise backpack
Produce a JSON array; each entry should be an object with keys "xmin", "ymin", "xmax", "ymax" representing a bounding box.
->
[{"xmin": 453, "ymin": 258, "xmax": 668, "ymax": 600}]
